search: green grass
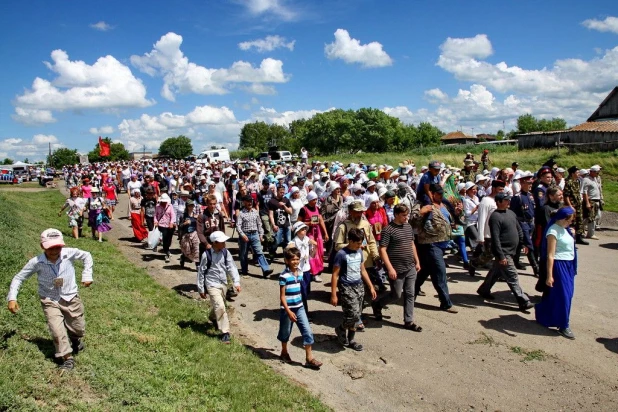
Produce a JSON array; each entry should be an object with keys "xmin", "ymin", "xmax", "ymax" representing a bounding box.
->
[
  {"xmin": 318, "ymin": 146, "xmax": 618, "ymax": 212},
  {"xmin": 0, "ymin": 190, "xmax": 329, "ymax": 411},
  {"xmin": 510, "ymin": 346, "xmax": 550, "ymax": 362},
  {"xmin": 0, "ymin": 181, "xmax": 42, "ymax": 190},
  {"xmin": 468, "ymin": 332, "xmax": 498, "ymax": 347}
]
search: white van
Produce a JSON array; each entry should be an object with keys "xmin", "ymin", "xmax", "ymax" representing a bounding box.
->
[{"xmin": 196, "ymin": 149, "xmax": 230, "ymax": 164}]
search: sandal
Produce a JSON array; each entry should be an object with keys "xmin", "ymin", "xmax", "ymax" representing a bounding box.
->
[
  {"xmin": 305, "ymin": 358, "xmax": 323, "ymax": 370},
  {"xmin": 280, "ymin": 353, "xmax": 292, "ymax": 363},
  {"xmin": 356, "ymin": 323, "xmax": 365, "ymax": 332},
  {"xmin": 404, "ymin": 323, "xmax": 423, "ymax": 332},
  {"xmin": 348, "ymin": 341, "xmax": 364, "ymax": 351}
]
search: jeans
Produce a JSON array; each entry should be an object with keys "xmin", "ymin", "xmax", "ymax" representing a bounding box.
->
[
  {"xmin": 159, "ymin": 227, "xmax": 174, "ymax": 255},
  {"xmin": 416, "ymin": 243, "xmax": 453, "ymax": 309},
  {"xmin": 270, "ymin": 226, "xmax": 291, "ymax": 255},
  {"xmin": 277, "ymin": 306, "xmax": 314, "ymax": 346},
  {"xmin": 300, "ymin": 270, "xmax": 312, "ymax": 312},
  {"xmin": 454, "ymin": 235, "xmax": 469, "ymax": 264},
  {"xmin": 377, "ymin": 267, "xmax": 417, "ymax": 324},
  {"xmin": 238, "ymin": 232, "xmax": 270, "ymax": 274}
]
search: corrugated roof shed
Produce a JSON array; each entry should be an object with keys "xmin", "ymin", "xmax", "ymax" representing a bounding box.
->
[{"xmin": 570, "ymin": 120, "xmax": 618, "ymax": 132}]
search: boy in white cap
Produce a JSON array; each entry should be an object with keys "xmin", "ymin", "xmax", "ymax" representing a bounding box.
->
[
  {"xmin": 6, "ymin": 228, "xmax": 94, "ymax": 371},
  {"xmin": 197, "ymin": 231, "xmax": 240, "ymax": 344}
]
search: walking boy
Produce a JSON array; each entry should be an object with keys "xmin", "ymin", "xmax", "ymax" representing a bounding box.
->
[
  {"xmin": 278, "ymin": 247, "xmax": 322, "ymax": 369},
  {"xmin": 331, "ymin": 228, "xmax": 377, "ymax": 351},
  {"xmin": 197, "ymin": 231, "xmax": 240, "ymax": 344},
  {"xmin": 7, "ymin": 228, "xmax": 93, "ymax": 370}
]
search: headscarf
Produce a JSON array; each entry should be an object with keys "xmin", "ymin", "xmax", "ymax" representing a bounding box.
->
[{"xmin": 538, "ymin": 206, "xmax": 577, "ymax": 292}]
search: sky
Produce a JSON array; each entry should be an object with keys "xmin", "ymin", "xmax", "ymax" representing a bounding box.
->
[{"xmin": 1, "ymin": 0, "xmax": 617, "ymax": 161}]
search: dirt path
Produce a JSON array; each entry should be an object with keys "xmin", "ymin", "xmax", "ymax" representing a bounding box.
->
[{"xmin": 96, "ymin": 187, "xmax": 618, "ymax": 411}]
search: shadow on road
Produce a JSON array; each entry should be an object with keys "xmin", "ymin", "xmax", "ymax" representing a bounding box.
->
[
  {"xmin": 596, "ymin": 337, "xmax": 618, "ymax": 354},
  {"xmin": 478, "ymin": 314, "xmax": 557, "ymax": 337},
  {"xmin": 599, "ymin": 243, "xmax": 618, "ymax": 250}
]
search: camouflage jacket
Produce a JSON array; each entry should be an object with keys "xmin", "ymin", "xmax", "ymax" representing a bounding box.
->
[
  {"xmin": 410, "ymin": 203, "xmax": 452, "ymax": 245},
  {"xmin": 562, "ymin": 177, "xmax": 581, "ymax": 206}
]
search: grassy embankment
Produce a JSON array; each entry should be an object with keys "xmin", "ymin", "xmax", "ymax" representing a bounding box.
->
[
  {"xmin": 0, "ymin": 190, "xmax": 328, "ymax": 411},
  {"xmin": 319, "ymin": 145, "xmax": 618, "ymax": 212}
]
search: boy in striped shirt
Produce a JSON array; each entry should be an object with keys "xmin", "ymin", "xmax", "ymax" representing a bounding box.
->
[{"xmin": 278, "ymin": 247, "xmax": 322, "ymax": 370}]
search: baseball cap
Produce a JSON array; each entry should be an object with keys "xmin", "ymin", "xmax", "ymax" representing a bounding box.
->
[
  {"xmin": 428, "ymin": 160, "xmax": 441, "ymax": 169},
  {"xmin": 590, "ymin": 165, "xmax": 602, "ymax": 172},
  {"xmin": 495, "ymin": 192, "xmax": 512, "ymax": 201},
  {"xmin": 349, "ymin": 200, "xmax": 367, "ymax": 212},
  {"xmin": 209, "ymin": 231, "xmax": 230, "ymax": 243},
  {"xmin": 40, "ymin": 228, "xmax": 65, "ymax": 249}
]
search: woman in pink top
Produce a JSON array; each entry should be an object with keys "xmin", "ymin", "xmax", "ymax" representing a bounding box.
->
[
  {"xmin": 102, "ymin": 178, "xmax": 118, "ymax": 220},
  {"xmin": 365, "ymin": 193, "xmax": 388, "ymax": 242},
  {"xmin": 81, "ymin": 177, "xmax": 93, "ymax": 199},
  {"xmin": 155, "ymin": 193, "xmax": 176, "ymax": 263}
]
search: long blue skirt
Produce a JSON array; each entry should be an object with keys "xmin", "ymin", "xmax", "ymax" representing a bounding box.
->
[{"xmin": 535, "ymin": 259, "xmax": 576, "ymax": 329}]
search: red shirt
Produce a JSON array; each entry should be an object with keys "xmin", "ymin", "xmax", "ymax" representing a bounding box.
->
[{"xmin": 102, "ymin": 184, "xmax": 117, "ymax": 201}]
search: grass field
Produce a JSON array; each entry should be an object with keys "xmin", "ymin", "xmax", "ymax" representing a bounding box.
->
[
  {"xmin": 0, "ymin": 190, "xmax": 328, "ymax": 411},
  {"xmin": 0, "ymin": 181, "xmax": 42, "ymax": 190},
  {"xmin": 318, "ymin": 146, "xmax": 618, "ymax": 212}
]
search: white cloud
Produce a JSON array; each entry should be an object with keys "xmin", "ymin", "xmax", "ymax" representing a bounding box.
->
[
  {"xmin": 14, "ymin": 49, "xmax": 153, "ymax": 123},
  {"xmin": 424, "ymin": 88, "xmax": 449, "ymax": 103},
  {"xmin": 436, "ymin": 34, "xmax": 618, "ymax": 97},
  {"xmin": 251, "ymin": 106, "xmax": 334, "ymax": 126},
  {"xmin": 131, "ymin": 32, "xmax": 290, "ymax": 100},
  {"xmin": 582, "ymin": 16, "xmax": 618, "ymax": 34},
  {"xmin": 11, "ymin": 107, "xmax": 56, "ymax": 125},
  {"xmin": 324, "ymin": 29, "xmax": 393, "ymax": 68},
  {"xmin": 241, "ymin": 0, "xmax": 297, "ymax": 21},
  {"xmin": 90, "ymin": 21, "xmax": 114, "ymax": 31},
  {"xmin": 0, "ymin": 135, "xmax": 65, "ymax": 161},
  {"xmin": 89, "ymin": 126, "xmax": 115, "ymax": 135},
  {"xmin": 239, "ymin": 35, "xmax": 295, "ymax": 52}
]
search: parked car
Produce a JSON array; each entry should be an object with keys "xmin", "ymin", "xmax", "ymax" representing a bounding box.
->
[{"xmin": 257, "ymin": 152, "xmax": 271, "ymax": 162}]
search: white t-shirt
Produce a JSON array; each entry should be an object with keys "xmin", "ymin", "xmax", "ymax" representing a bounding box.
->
[
  {"xmin": 127, "ymin": 180, "xmax": 142, "ymax": 194},
  {"xmin": 292, "ymin": 235, "xmax": 311, "ymax": 272},
  {"xmin": 546, "ymin": 224, "xmax": 575, "ymax": 260}
]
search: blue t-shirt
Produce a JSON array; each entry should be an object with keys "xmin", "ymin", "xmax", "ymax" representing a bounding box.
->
[
  {"xmin": 279, "ymin": 268, "xmax": 303, "ymax": 309},
  {"xmin": 416, "ymin": 171, "xmax": 440, "ymax": 202},
  {"xmin": 333, "ymin": 247, "xmax": 364, "ymax": 285}
]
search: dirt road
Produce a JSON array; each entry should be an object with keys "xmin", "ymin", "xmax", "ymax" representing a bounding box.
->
[{"xmin": 100, "ymin": 189, "xmax": 618, "ymax": 411}]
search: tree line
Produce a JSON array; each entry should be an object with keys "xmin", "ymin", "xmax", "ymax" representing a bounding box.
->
[{"xmin": 239, "ymin": 108, "xmax": 444, "ymax": 156}]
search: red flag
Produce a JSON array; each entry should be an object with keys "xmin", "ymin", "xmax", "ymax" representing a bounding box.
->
[{"xmin": 99, "ymin": 137, "xmax": 111, "ymax": 157}]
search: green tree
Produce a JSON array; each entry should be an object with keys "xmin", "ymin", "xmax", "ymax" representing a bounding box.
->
[
  {"xmin": 516, "ymin": 114, "xmax": 567, "ymax": 134},
  {"xmin": 87, "ymin": 137, "xmax": 130, "ymax": 162},
  {"xmin": 159, "ymin": 135, "xmax": 193, "ymax": 159},
  {"xmin": 1, "ymin": 158, "xmax": 14, "ymax": 165},
  {"xmin": 239, "ymin": 121, "xmax": 271, "ymax": 151},
  {"xmin": 496, "ymin": 130, "xmax": 505, "ymax": 140},
  {"xmin": 416, "ymin": 122, "xmax": 443, "ymax": 147},
  {"xmin": 48, "ymin": 148, "xmax": 79, "ymax": 167},
  {"xmin": 22, "ymin": 158, "xmax": 29, "ymax": 163}
]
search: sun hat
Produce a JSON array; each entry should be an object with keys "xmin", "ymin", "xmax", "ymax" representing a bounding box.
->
[
  {"xmin": 292, "ymin": 221, "xmax": 308, "ymax": 236},
  {"xmin": 40, "ymin": 228, "xmax": 65, "ymax": 249},
  {"xmin": 457, "ymin": 182, "xmax": 466, "ymax": 192},
  {"xmin": 590, "ymin": 165, "xmax": 601, "ymax": 172},
  {"xmin": 464, "ymin": 182, "xmax": 476, "ymax": 191},
  {"xmin": 159, "ymin": 193, "xmax": 171, "ymax": 203},
  {"xmin": 209, "ymin": 231, "xmax": 230, "ymax": 243}
]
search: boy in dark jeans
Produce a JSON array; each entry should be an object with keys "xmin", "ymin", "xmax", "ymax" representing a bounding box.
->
[{"xmin": 330, "ymin": 228, "xmax": 377, "ymax": 351}]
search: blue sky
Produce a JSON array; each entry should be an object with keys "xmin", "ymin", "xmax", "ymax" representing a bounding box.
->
[{"xmin": 1, "ymin": 0, "xmax": 617, "ymax": 161}]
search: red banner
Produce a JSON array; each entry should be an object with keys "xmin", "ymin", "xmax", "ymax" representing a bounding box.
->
[{"xmin": 99, "ymin": 136, "xmax": 111, "ymax": 157}]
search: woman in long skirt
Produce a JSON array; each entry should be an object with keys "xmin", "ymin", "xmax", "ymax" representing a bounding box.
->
[
  {"xmin": 298, "ymin": 191, "xmax": 329, "ymax": 282},
  {"xmin": 535, "ymin": 206, "xmax": 577, "ymax": 339},
  {"xmin": 130, "ymin": 189, "xmax": 148, "ymax": 241}
]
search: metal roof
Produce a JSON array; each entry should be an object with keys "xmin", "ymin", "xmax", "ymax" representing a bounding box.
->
[{"xmin": 570, "ymin": 120, "xmax": 618, "ymax": 133}]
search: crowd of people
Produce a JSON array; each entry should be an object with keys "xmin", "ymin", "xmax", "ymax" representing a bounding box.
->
[{"xmin": 6, "ymin": 149, "xmax": 606, "ymax": 370}]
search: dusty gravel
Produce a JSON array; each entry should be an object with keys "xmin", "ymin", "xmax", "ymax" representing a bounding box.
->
[{"xmin": 96, "ymin": 189, "xmax": 618, "ymax": 411}]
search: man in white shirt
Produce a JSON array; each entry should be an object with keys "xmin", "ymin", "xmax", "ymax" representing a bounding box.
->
[{"xmin": 472, "ymin": 180, "xmax": 505, "ymax": 273}]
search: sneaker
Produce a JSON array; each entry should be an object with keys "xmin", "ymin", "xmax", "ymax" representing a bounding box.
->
[
  {"xmin": 71, "ymin": 339, "xmax": 85, "ymax": 354},
  {"xmin": 558, "ymin": 327, "xmax": 575, "ymax": 340},
  {"xmin": 576, "ymin": 235, "xmax": 589, "ymax": 245},
  {"xmin": 347, "ymin": 341, "xmax": 364, "ymax": 351},
  {"xmin": 262, "ymin": 269, "xmax": 273, "ymax": 278},
  {"xmin": 335, "ymin": 325, "xmax": 349, "ymax": 346},
  {"xmin": 313, "ymin": 275, "xmax": 323, "ymax": 283},
  {"xmin": 220, "ymin": 333, "xmax": 231, "ymax": 344},
  {"xmin": 98, "ymin": 239, "xmax": 103, "ymax": 243},
  {"xmin": 477, "ymin": 289, "xmax": 495, "ymax": 300},
  {"xmin": 226, "ymin": 288, "xmax": 238, "ymax": 298},
  {"xmin": 515, "ymin": 263, "xmax": 526, "ymax": 270},
  {"xmin": 442, "ymin": 306, "xmax": 459, "ymax": 314},
  {"xmin": 59, "ymin": 357, "xmax": 75, "ymax": 371},
  {"xmin": 165, "ymin": 254, "xmax": 170, "ymax": 263},
  {"xmin": 587, "ymin": 235, "xmax": 599, "ymax": 240}
]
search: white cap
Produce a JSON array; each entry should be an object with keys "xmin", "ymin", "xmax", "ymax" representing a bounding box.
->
[
  {"xmin": 40, "ymin": 228, "xmax": 65, "ymax": 249},
  {"xmin": 159, "ymin": 193, "xmax": 171, "ymax": 203},
  {"xmin": 590, "ymin": 165, "xmax": 601, "ymax": 172},
  {"xmin": 209, "ymin": 231, "xmax": 230, "ymax": 243},
  {"xmin": 475, "ymin": 174, "xmax": 488, "ymax": 183}
]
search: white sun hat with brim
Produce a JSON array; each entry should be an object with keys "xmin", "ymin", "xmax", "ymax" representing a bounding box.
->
[{"xmin": 159, "ymin": 194, "xmax": 171, "ymax": 203}]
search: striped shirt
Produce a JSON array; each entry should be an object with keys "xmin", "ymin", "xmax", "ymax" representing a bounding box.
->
[
  {"xmin": 7, "ymin": 248, "xmax": 94, "ymax": 302},
  {"xmin": 380, "ymin": 221, "xmax": 415, "ymax": 274},
  {"xmin": 236, "ymin": 208, "xmax": 264, "ymax": 238},
  {"xmin": 279, "ymin": 268, "xmax": 303, "ymax": 309}
]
